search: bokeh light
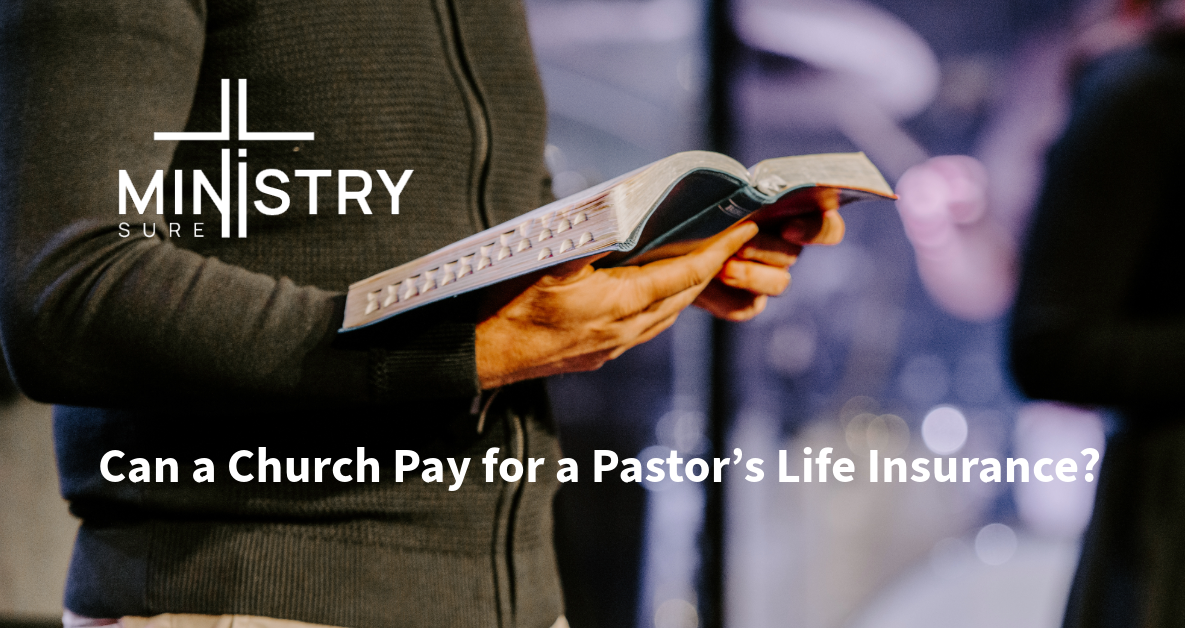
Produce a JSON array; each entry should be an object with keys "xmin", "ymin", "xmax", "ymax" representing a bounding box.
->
[
  {"xmin": 654, "ymin": 598, "xmax": 699, "ymax": 628},
  {"xmin": 921, "ymin": 405, "xmax": 968, "ymax": 455},
  {"xmin": 974, "ymin": 523, "xmax": 1018, "ymax": 566}
]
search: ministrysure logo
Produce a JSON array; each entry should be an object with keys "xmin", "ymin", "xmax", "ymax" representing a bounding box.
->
[{"xmin": 118, "ymin": 79, "xmax": 413, "ymax": 238}]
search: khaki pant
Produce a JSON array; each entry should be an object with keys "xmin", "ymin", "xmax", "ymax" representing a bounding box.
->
[{"xmin": 65, "ymin": 611, "xmax": 569, "ymax": 628}]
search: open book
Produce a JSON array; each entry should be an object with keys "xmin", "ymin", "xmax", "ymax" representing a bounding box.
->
[{"xmin": 342, "ymin": 151, "xmax": 894, "ymax": 332}]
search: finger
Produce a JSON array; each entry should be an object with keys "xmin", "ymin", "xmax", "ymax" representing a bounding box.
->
[
  {"xmin": 487, "ymin": 252, "xmax": 610, "ymax": 318},
  {"xmin": 631, "ymin": 311, "xmax": 680, "ymax": 346},
  {"xmin": 808, "ymin": 209, "xmax": 845, "ymax": 246},
  {"xmin": 612, "ymin": 282, "xmax": 706, "ymax": 349},
  {"xmin": 779, "ymin": 213, "xmax": 826, "ymax": 245},
  {"xmin": 631, "ymin": 221, "xmax": 759, "ymax": 306},
  {"xmin": 694, "ymin": 282, "xmax": 769, "ymax": 321},
  {"xmin": 717, "ymin": 259, "xmax": 791, "ymax": 296},
  {"xmin": 736, "ymin": 232, "xmax": 802, "ymax": 267},
  {"xmin": 620, "ymin": 281, "xmax": 707, "ymax": 327},
  {"xmin": 814, "ymin": 186, "xmax": 841, "ymax": 212}
]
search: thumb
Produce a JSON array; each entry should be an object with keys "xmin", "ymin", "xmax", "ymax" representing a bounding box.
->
[
  {"xmin": 808, "ymin": 209, "xmax": 845, "ymax": 245},
  {"xmin": 689, "ymin": 221, "xmax": 761, "ymax": 272}
]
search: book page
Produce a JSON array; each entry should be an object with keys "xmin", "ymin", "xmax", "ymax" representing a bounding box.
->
[{"xmin": 749, "ymin": 153, "xmax": 895, "ymax": 198}]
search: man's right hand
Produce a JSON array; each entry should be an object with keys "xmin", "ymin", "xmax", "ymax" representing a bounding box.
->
[{"xmin": 475, "ymin": 222, "xmax": 759, "ymax": 389}]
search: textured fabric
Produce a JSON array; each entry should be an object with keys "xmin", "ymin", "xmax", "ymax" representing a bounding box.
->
[
  {"xmin": 0, "ymin": 0, "xmax": 550, "ymax": 406},
  {"xmin": 64, "ymin": 611, "xmax": 333, "ymax": 628},
  {"xmin": 1009, "ymin": 32, "xmax": 1183, "ymax": 628},
  {"xmin": 120, "ymin": 614, "xmax": 339, "ymax": 628},
  {"xmin": 0, "ymin": 0, "xmax": 564, "ymax": 626}
]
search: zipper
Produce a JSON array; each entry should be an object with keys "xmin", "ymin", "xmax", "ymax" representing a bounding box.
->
[
  {"xmin": 485, "ymin": 399, "xmax": 526, "ymax": 628},
  {"xmin": 504, "ymin": 406, "xmax": 527, "ymax": 624},
  {"xmin": 432, "ymin": 0, "xmax": 493, "ymax": 231},
  {"xmin": 432, "ymin": 4, "xmax": 514, "ymax": 624}
]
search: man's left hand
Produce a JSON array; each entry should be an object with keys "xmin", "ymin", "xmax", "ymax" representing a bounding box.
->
[{"xmin": 695, "ymin": 209, "xmax": 844, "ymax": 321}]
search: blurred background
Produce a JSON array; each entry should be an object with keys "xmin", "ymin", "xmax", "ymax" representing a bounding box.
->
[
  {"xmin": 531, "ymin": 0, "xmax": 1120, "ymax": 627},
  {"xmin": 0, "ymin": 0, "xmax": 1149, "ymax": 626}
]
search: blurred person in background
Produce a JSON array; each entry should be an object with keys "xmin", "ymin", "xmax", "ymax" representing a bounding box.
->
[
  {"xmin": 1009, "ymin": 1, "xmax": 1183, "ymax": 626},
  {"xmin": 898, "ymin": 0, "xmax": 1182, "ymax": 625},
  {"xmin": 892, "ymin": 0, "xmax": 1182, "ymax": 325}
]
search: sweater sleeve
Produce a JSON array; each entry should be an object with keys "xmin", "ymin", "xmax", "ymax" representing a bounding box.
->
[
  {"xmin": 0, "ymin": 0, "xmax": 480, "ymax": 408},
  {"xmin": 1008, "ymin": 43, "xmax": 1183, "ymax": 414}
]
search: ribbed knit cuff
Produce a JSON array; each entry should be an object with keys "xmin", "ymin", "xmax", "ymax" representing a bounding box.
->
[{"xmin": 369, "ymin": 321, "xmax": 480, "ymax": 403}]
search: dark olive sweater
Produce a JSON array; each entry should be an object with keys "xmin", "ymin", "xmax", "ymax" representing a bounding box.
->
[{"xmin": 0, "ymin": 0, "xmax": 563, "ymax": 626}]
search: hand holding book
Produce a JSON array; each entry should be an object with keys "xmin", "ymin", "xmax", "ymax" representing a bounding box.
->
[
  {"xmin": 476, "ymin": 221, "xmax": 759, "ymax": 388},
  {"xmin": 476, "ymin": 203, "xmax": 845, "ymax": 388},
  {"xmin": 342, "ymin": 151, "xmax": 892, "ymax": 332},
  {"xmin": 699, "ymin": 186, "xmax": 844, "ymax": 320},
  {"xmin": 341, "ymin": 150, "xmax": 892, "ymax": 388}
]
